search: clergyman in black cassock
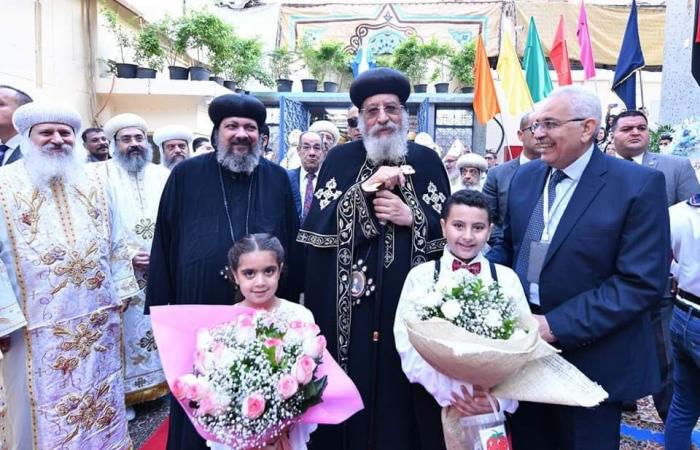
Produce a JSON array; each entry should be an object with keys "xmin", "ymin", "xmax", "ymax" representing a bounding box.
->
[
  {"xmin": 145, "ymin": 94, "xmax": 301, "ymax": 450},
  {"xmin": 299, "ymin": 67, "xmax": 451, "ymax": 450}
]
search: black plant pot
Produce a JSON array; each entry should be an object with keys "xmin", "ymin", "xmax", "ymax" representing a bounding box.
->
[
  {"xmin": 413, "ymin": 83, "xmax": 427, "ymax": 93},
  {"xmin": 115, "ymin": 63, "xmax": 138, "ymax": 78},
  {"xmin": 460, "ymin": 86, "xmax": 474, "ymax": 94},
  {"xmin": 136, "ymin": 67, "xmax": 157, "ymax": 79},
  {"xmin": 301, "ymin": 79, "xmax": 318, "ymax": 92},
  {"xmin": 323, "ymin": 81, "xmax": 339, "ymax": 93},
  {"xmin": 209, "ymin": 76, "xmax": 224, "ymax": 85},
  {"xmin": 234, "ymin": 88, "xmax": 245, "ymax": 94},
  {"xmin": 276, "ymin": 79, "xmax": 293, "ymax": 92},
  {"xmin": 224, "ymin": 80, "xmax": 237, "ymax": 90},
  {"xmin": 189, "ymin": 66, "xmax": 210, "ymax": 81},
  {"xmin": 168, "ymin": 65, "xmax": 189, "ymax": 80},
  {"xmin": 434, "ymin": 82, "xmax": 449, "ymax": 93}
]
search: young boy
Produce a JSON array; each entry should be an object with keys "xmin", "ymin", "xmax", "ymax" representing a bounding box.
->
[{"xmin": 393, "ymin": 190, "xmax": 528, "ymax": 444}]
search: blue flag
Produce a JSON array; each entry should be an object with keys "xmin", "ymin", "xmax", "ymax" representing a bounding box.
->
[{"xmin": 612, "ymin": 0, "xmax": 645, "ymax": 110}]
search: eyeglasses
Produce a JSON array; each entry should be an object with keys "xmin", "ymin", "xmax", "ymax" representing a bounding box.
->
[
  {"xmin": 360, "ymin": 104, "xmax": 403, "ymax": 119},
  {"xmin": 300, "ymin": 144, "xmax": 322, "ymax": 151},
  {"xmin": 528, "ymin": 118, "xmax": 587, "ymax": 133},
  {"xmin": 347, "ymin": 117, "xmax": 358, "ymax": 128},
  {"xmin": 117, "ymin": 134, "xmax": 146, "ymax": 144}
]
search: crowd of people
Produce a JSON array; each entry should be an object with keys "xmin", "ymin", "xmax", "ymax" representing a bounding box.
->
[{"xmin": 0, "ymin": 65, "xmax": 699, "ymax": 450}]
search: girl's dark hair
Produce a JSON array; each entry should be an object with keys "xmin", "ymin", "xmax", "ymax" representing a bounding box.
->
[
  {"xmin": 441, "ymin": 189, "xmax": 492, "ymax": 224},
  {"xmin": 227, "ymin": 233, "xmax": 285, "ymax": 272}
]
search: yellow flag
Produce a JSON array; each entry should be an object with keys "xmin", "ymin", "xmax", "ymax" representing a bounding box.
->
[
  {"xmin": 496, "ymin": 32, "xmax": 533, "ymax": 115},
  {"xmin": 473, "ymin": 35, "xmax": 500, "ymax": 125}
]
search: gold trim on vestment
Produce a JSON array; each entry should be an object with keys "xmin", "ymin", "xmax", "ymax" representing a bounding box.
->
[{"xmin": 125, "ymin": 381, "xmax": 170, "ymax": 406}]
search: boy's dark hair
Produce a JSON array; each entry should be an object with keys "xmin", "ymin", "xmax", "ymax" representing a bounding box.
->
[
  {"xmin": 81, "ymin": 127, "xmax": 104, "ymax": 143},
  {"xmin": 611, "ymin": 110, "xmax": 647, "ymax": 131},
  {"xmin": 441, "ymin": 189, "xmax": 492, "ymax": 223},
  {"xmin": 659, "ymin": 134, "xmax": 673, "ymax": 142},
  {"xmin": 0, "ymin": 85, "xmax": 33, "ymax": 106}
]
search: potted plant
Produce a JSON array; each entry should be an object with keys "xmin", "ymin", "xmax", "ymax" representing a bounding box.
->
[
  {"xmin": 424, "ymin": 38, "xmax": 455, "ymax": 93},
  {"xmin": 101, "ymin": 9, "xmax": 137, "ymax": 78},
  {"xmin": 298, "ymin": 38, "xmax": 324, "ymax": 92},
  {"xmin": 268, "ymin": 46, "xmax": 297, "ymax": 92},
  {"xmin": 314, "ymin": 41, "xmax": 350, "ymax": 92},
  {"xmin": 224, "ymin": 36, "xmax": 274, "ymax": 91},
  {"xmin": 175, "ymin": 10, "xmax": 233, "ymax": 81},
  {"xmin": 392, "ymin": 36, "xmax": 430, "ymax": 93},
  {"xmin": 159, "ymin": 15, "xmax": 189, "ymax": 80},
  {"xmin": 374, "ymin": 54, "xmax": 395, "ymax": 69},
  {"xmin": 133, "ymin": 22, "xmax": 166, "ymax": 79},
  {"xmin": 450, "ymin": 39, "xmax": 476, "ymax": 93}
]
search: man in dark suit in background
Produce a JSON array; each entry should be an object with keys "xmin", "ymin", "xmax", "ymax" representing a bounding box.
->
[
  {"xmin": 287, "ymin": 130, "xmax": 324, "ymax": 223},
  {"xmin": 0, "ymin": 85, "xmax": 33, "ymax": 166},
  {"xmin": 489, "ymin": 86, "xmax": 670, "ymax": 449},
  {"xmin": 483, "ymin": 112, "xmax": 540, "ymax": 245},
  {"xmin": 611, "ymin": 110, "xmax": 700, "ymax": 422}
]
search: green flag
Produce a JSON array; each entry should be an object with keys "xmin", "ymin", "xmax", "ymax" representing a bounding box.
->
[{"xmin": 523, "ymin": 17, "xmax": 553, "ymax": 102}]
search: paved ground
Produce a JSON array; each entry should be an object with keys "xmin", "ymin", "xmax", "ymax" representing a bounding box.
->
[{"xmin": 128, "ymin": 395, "xmax": 699, "ymax": 449}]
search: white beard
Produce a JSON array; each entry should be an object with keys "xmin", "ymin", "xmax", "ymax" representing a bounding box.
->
[
  {"xmin": 358, "ymin": 110, "xmax": 409, "ymax": 165},
  {"xmin": 113, "ymin": 143, "xmax": 153, "ymax": 173},
  {"xmin": 216, "ymin": 140, "xmax": 263, "ymax": 174},
  {"xmin": 22, "ymin": 141, "xmax": 85, "ymax": 189}
]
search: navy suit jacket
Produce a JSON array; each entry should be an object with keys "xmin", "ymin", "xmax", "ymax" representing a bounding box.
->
[
  {"xmin": 287, "ymin": 167, "xmax": 302, "ymax": 222},
  {"xmin": 3, "ymin": 145, "xmax": 22, "ymax": 166},
  {"xmin": 489, "ymin": 148, "xmax": 670, "ymax": 401},
  {"xmin": 482, "ymin": 157, "xmax": 520, "ymax": 244}
]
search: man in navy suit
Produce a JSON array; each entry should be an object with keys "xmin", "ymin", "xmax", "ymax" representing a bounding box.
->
[
  {"xmin": 287, "ymin": 131, "xmax": 325, "ymax": 223},
  {"xmin": 489, "ymin": 86, "xmax": 670, "ymax": 449},
  {"xmin": 0, "ymin": 85, "xmax": 33, "ymax": 166},
  {"xmin": 483, "ymin": 111, "xmax": 540, "ymax": 245}
]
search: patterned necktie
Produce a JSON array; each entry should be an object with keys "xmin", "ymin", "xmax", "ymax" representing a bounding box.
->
[
  {"xmin": 302, "ymin": 172, "xmax": 315, "ymax": 221},
  {"xmin": 0, "ymin": 145, "xmax": 9, "ymax": 166},
  {"xmin": 514, "ymin": 170, "xmax": 568, "ymax": 287},
  {"xmin": 452, "ymin": 260, "xmax": 481, "ymax": 274}
]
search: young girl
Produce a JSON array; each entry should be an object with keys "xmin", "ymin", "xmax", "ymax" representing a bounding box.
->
[
  {"xmin": 209, "ymin": 233, "xmax": 316, "ymax": 450},
  {"xmin": 394, "ymin": 190, "xmax": 529, "ymax": 448}
]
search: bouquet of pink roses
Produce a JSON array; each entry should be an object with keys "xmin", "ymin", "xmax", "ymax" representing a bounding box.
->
[{"xmin": 172, "ymin": 311, "xmax": 329, "ymax": 449}]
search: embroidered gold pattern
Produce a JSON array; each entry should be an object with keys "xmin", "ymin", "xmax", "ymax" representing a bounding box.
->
[
  {"xmin": 314, "ymin": 178, "xmax": 343, "ymax": 210},
  {"xmin": 296, "ymin": 230, "xmax": 338, "ymax": 247},
  {"xmin": 40, "ymin": 246, "xmax": 67, "ymax": 265},
  {"xmin": 53, "ymin": 242, "xmax": 100, "ymax": 291},
  {"xmin": 72, "ymin": 186, "xmax": 101, "ymax": 226},
  {"xmin": 422, "ymin": 182, "xmax": 447, "ymax": 214},
  {"xmin": 54, "ymin": 382, "xmax": 116, "ymax": 445},
  {"xmin": 134, "ymin": 218, "xmax": 155, "ymax": 240},
  {"xmin": 53, "ymin": 312, "xmax": 109, "ymax": 358},
  {"xmin": 14, "ymin": 189, "xmax": 46, "ymax": 244},
  {"xmin": 138, "ymin": 330, "xmax": 157, "ymax": 352},
  {"xmin": 51, "ymin": 356, "xmax": 80, "ymax": 375}
]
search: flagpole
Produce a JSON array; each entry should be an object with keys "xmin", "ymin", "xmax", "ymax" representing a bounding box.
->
[
  {"xmin": 495, "ymin": 113, "xmax": 513, "ymax": 160},
  {"xmin": 638, "ymin": 69, "xmax": 645, "ymax": 109}
]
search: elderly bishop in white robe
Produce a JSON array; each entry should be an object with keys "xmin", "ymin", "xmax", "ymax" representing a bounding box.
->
[
  {"xmin": 0, "ymin": 103, "xmax": 139, "ymax": 450},
  {"xmin": 101, "ymin": 113, "xmax": 171, "ymax": 411}
]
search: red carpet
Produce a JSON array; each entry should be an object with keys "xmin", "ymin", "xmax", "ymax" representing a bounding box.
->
[{"xmin": 139, "ymin": 418, "xmax": 168, "ymax": 450}]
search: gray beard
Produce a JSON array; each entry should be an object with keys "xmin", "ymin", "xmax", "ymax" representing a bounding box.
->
[
  {"xmin": 163, "ymin": 153, "xmax": 185, "ymax": 170},
  {"xmin": 358, "ymin": 110, "xmax": 409, "ymax": 164},
  {"xmin": 216, "ymin": 140, "xmax": 263, "ymax": 174},
  {"xmin": 22, "ymin": 142, "xmax": 84, "ymax": 189},
  {"xmin": 113, "ymin": 144, "xmax": 153, "ymax": 173}
]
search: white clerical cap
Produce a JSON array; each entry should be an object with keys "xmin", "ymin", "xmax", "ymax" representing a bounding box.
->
[
  {"xmin": 456, "ymin": 152, "xmax": 488, "ymax": 172},
  {"xmin": 447, "ymin": 139, "xmax": 465, "ymax": 158},
  {"xmin": 153, "ymin": 125, "xmax": 194, "ymax": 148},
  {"xmin": 13, "ymin": 102, "xmax": 82, "ymax": 135},
  {"xmin": 309, "ymin": 120, "xmax": 340, "ymax": 144},
  {"xmin": 103, "ymin": 113, "xmax": 149, "ymax": 140},
  {"xmin": 414, "ymin": 132, "xmax": 434, "ymax": 148}
]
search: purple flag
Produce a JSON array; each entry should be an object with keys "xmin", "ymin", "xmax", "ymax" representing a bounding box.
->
[{"xmin": 577, "ymin": 0, "xmax": 596, "ymax": 79}]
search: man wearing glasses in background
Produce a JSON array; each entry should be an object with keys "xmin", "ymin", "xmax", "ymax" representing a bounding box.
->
[
  {"xmin": 299, "ymin": 68, "xmax": 450, "ymax": 450},
  {"xmin": 347, "ymin": 105, "xmax": 361, "ymax": 141},
  {"xmin": 489, "ymin": 86, "xmax": 670, "ymax": 450}
]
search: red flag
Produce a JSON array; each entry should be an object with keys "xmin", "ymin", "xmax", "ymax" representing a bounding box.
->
[
  {"xmin": 696, "ymin": 0, "xmax": 700, "ymax": 43},
  {"xmin": 550, "ymin": 15, "xmax": 572, "ymax": 86}
]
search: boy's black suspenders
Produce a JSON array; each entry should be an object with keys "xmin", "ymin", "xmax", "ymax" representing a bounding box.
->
[{"xmin": 433, "ymin": 259, "xmax": 499, "ymax": 282}]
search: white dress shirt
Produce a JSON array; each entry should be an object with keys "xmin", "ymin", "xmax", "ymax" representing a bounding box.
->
[
  {"xmin": 530, "ymin": 145, "xmax": 595, "ymax": 305},
  {"xmin": 299, "ymin": 167, "xmax": 318, "ymax": 212},
  {"xmin": 519, "ymin": 152, "xmax": 533, "ymax": 165},
  {"xmin": 615, "ymin": 151, "xmax": 644, "ymax": 165},
  {"xmin": 669, "ymin": 201, "xmax": 700, "ymax": 306},
  {"xmin": 0, "ymin": 134, "xmax": 22, "ymax": 165}
]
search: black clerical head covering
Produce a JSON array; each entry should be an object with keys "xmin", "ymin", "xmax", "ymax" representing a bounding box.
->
[
  {"xmin": 349, "ymin": 68, "xmax": 411, "ymax": 108},
  {"xmin": 208, "ymin": 93, "xmax": 267, "ymax": 130}
]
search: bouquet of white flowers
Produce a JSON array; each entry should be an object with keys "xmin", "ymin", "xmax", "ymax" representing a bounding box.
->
[{"xmin": 173, "ymin": 312, "xmax": 328, "ymax": 449}]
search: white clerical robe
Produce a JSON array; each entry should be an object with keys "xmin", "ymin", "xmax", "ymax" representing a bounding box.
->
[
  {"xmin": 100, "ymin": 160, "xmax": 171, "ymax": 404},
  {"xmin": 0, "ymin": 160, "xmax": 139, "ymax": 450},
  {"xmin": 0, "ymin": 258, "xmax": 25, "ymax": 450}
]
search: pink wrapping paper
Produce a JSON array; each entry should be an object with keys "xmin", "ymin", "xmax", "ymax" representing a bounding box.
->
[{"xmin": 150, "ymin": 304, "xmax": 363, "ymax": 442}]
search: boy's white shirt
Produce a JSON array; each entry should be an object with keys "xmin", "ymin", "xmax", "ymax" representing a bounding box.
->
[{"xmin": 394, "ymin": 246, "xmax": 530, "ymax": 415}]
